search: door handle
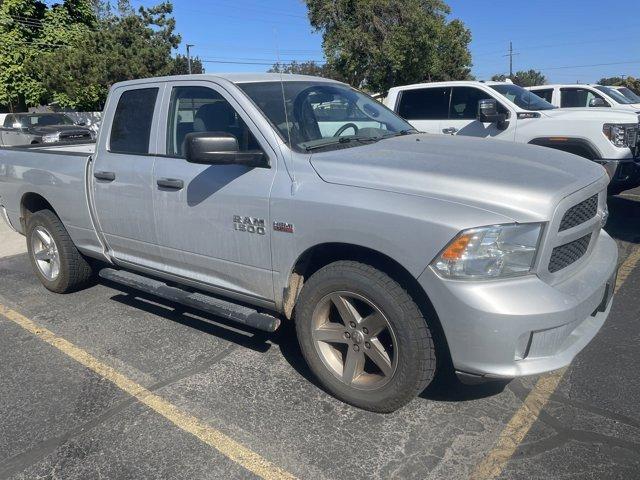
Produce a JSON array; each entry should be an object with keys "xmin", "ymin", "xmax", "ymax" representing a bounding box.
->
[
  {"xmin": 157, "ymin": 178, "xmax": 184, "ymax": 190},
  {"xmin": 442, "ymin": 127, "xmax": 458, "ymax": 134},
  {"xmin": 94, "ymin": 171, "xmax": 116, "ymax": 181}
]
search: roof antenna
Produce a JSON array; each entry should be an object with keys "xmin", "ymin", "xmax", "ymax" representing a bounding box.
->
[{"xmin": 274, "ymin": 27, "xmax": 298, "ymax": 194}]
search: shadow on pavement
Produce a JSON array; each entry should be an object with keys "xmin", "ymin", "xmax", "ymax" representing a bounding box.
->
[{"xmin": 606, "ymin": 194, "xmax": 640, "ymax": 244}]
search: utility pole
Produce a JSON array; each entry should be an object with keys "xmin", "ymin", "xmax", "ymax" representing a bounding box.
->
[
  {"xmin": 186, "ymin": 44, "xmax": 194, "ymax": 74},
  {"xmin": 503, "ymin": 42, "xmax": 519, "ymax": 79}
]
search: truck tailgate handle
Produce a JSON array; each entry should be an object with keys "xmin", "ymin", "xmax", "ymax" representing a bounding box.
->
[
  {"xmin": 442, "ymin": 127, "xmax": 458, "ymax": 134},
  {"xmin": 157, "ymin": 178, "xmax": 184, "ymax": 190},
  {"xmin": 94, "ymin": 171, "xmax": 116, "ymax": 181}
]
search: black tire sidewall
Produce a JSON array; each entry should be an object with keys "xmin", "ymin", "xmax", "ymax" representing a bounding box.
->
[
  {"xmin": 26, "ymin": 210, "xmax": 80, "ymax": 293},
  {"xmin": 296, "ymin": 262, "xmax": 435, "ymax": 412}
]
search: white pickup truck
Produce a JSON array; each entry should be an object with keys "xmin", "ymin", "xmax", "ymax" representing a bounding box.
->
[
  {"xmin": 385, "ymin": 81, "xmax": 640, "ymax": 195},
  {"xmin": 527, "ymin": 84, "xmax": 640, "ymax": 113}
]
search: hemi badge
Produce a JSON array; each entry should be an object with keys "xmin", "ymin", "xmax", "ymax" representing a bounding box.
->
[{"xmin": 273, "ymin": 221, "xmax": 294, "ymax": 233}]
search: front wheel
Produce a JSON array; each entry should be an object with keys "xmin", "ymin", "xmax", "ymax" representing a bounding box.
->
[
  {"xmin": 295, "ymin": 261, "xmax": 436, "ymax": 412},
  {"xmin": 26, "ymin": 210, "xmax": 94, "ymax": 293}
]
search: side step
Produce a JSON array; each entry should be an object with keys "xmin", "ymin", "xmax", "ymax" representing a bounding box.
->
[{"xmin": 99, "ymin": 268, "xmax": 281, "ymax": 332}]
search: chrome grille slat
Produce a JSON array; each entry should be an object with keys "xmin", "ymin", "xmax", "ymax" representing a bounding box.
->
[
  {"xmin": 559, "ymin": 194, "xmax": 598, "ymax": 231},
  {"xmin": 548, "ymin": 234, "xmax": 591, "ymax": 273}
]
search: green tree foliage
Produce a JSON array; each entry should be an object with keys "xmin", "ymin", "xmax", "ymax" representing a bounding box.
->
[
  {"xmin": 0, "ymin": 0, "xmax": 48, "ymax": 110},
  {"xmin": 33, "ymin": 1, "xmax": 181, "ymax": 110},
  {"xmin": 491, "ymin": 70, "xmax": 547, "ymax": 87},
  {"xmin": 171, "ymin": 54, "xmax": 204, "ymax": 75},
  {"xmin": 598, "ymin": 76, "xmax": 640, "ymax": 94},
  {"xmin": 303, "ymin": 0, "xmax": 472, "ymax": 93},
  {"xmin": 268, "ymin": 60, "xmax": 341, "ymax": 80}
]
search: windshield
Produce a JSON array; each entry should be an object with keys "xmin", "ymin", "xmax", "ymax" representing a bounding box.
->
[
  {"xmin": 490, "ymin": 84, "xmax": 556, "ymax": 111},
  {"xmin": 15, "ymin": 113, "xmax": 75, "ymax": 127},
  {"xmin": 615, "ymin": 87, "xmax": 640, "ymax": 103},
  {"xmin": 595, "ymin": 85, "xmax": 638, "ymax": 104},
  {"xmin": 239, "ymin": 81, "xmax": 415, "ymax": 151}
]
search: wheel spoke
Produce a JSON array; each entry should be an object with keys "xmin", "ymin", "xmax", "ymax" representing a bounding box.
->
[
  {"xmin": 36, "ymin": 228, "xmax": 51, "ymax": 247},
  {"xmin": 342, "ymin": 348, "xmax": 365, "ymax": 385},
  {"xmin": 365, "ymin": 338, "xmax": 393, "ymax": 377},
  {"xmin": 313, "ymin": 323, "xmax": 349, "ymax": 344},
  {"xmin": 330, "ymin": 294, "xmax": 361, "ymax": 327},
  {"xmin": 34, "ymin": 250, "xmax": 52, "ymax": 261},
  {"xmin": 360, "ymin": 312, "xmax": 387, "ymax": 337}
]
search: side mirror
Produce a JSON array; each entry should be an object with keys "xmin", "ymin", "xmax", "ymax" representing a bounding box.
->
[
  {"xmin": 589, "ymin": 98, "xmax": 609, "ymax": 108},
  {"xmin": 477, "ymin": 99, "xmax": 509, "ymax": 130},
  {"xmin": 477, "ymin": 99, "xmax": 500, "ymax": 122},
  {"xmin": 184, "ymin": 132, "xmax": 268, "ymax": 168},
  {"xmin": 76, "ymin": 121, "xmax": 87, "ymax": 127}
]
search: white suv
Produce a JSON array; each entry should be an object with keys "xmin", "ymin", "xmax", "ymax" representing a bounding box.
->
[
  {"xmin": 527, "ymin": 84, "xmax": 640, "ymax": 113},
  {"xmin": 384, "ymin": 81, "xmax": 640, "ymax": 195}
]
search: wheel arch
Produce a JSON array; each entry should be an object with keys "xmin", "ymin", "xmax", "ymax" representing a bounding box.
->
[
  {"xmin": 283, "ymin": 242, "xmax": 453, "ymax": 371},
  {"xmin": 528, "ymin": 137, "xmax": 601, "ymax": 160},
  {"xmin": 20, "ymin": 192, "xmax": 57, "ymax": 231}
]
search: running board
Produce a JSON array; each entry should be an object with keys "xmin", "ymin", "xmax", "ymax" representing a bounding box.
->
[{"xmin": 99, "ymin": 268, "xmax": 281, "ymax": 332}]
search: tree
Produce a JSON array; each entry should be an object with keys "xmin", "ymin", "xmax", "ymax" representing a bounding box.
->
[
  {"xmin": 597, "ymin": 76, "xmax": 640, "ymax": 94},
  {"xmin": 171, "ymin": 54, "xmax": 204, "ymax": 75},
  {"xmin": 31, "ymin": 0, "xmax": 181, "ymax": 110},
  {"xmin": 491, "ymin": 70, "xmax": 546, "ymax": 87},
  {"xmin": 268, "ymin": 60, "xmax": 341, "ymax": 80},
  {"xmin": 303, "ymin": 0, "xmax": 472, "ymax": 93},
  {"xmin": 0, "ymin": 0, "xmax": 48, "ymax": 111}
]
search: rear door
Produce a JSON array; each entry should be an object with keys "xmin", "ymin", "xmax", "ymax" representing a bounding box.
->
[
  {"xmin": 151, "ymin": 80, "xmax": 277, "ymax": 302},
  {"xmin": 442, "ymin": 86, "xmax": 516, "ymax": 141},
  {"xmin": 91, "ymin": 84, "xmax": 164, "ymax": 268},
  {"xmin": 395, "ymin": 86, "xmax": 450, "ymax": 134}
]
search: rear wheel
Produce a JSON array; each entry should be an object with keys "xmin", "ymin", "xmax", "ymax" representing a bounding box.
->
[
  {"xmin": 295, "ymin": 261, "xmax": 436, "ymax": 412},
  {"xmin": 26, "ymin": 210, "xmax": 94, "ymax": 293}
]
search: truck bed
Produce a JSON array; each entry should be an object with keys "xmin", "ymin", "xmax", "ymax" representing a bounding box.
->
[{"xmin": 0, "ymin": 141, "xmax": 102, "ymax": 256}]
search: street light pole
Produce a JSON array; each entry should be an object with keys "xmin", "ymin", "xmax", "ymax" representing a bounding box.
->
[{"xmin": 186, "ymin": 44, "xmax": 194, "ymax": 74}]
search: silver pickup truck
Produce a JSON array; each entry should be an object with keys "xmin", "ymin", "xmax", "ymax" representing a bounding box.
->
[{"xmin": 0, "ymin": 74, "xmax": 618, "ymax": 412}]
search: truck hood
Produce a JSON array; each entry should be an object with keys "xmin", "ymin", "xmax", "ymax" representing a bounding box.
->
[
  {"xmin": 540, "ymin": 108, "xmax": 639, "ymax": 122},
  {"xmin": 309, "ymin": 134, "xmax": 607, "ymax": 222},
  {"xmin": 28, "ymin": 125, "xmax": 92, "ymax": 136}
]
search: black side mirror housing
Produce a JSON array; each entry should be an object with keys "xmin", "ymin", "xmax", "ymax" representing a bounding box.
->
[
  {"xmin": 589, "ymin": 98, "xmax": 609, "ymax": 108},
  {"xmin": 477, "ymin": 99, "xmax": 509, "ymax": 130},
  {"xmin": 76, "ymin": 121, "xmax": 87, "ymax": 126},
  {"xmin": 184, "ymin": 132, "xmax": 268, "ymax": 168}
]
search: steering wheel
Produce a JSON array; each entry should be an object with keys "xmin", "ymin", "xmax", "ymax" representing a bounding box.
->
[{"xmin": 333, "ymin": 123, "xmax": 359, "ymax": 137}]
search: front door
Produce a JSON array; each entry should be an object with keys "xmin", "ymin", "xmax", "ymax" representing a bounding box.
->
[
  {"xmin": 91, "ymin": 85, "xmax": 163, "ymax": 268},
  {"xmin": 441, "ymin": 86, "xmax": 516, "ymax": 141},
  {"xmin": 152, "ymin": 81, "xmax": 277, "ymax": 302}
]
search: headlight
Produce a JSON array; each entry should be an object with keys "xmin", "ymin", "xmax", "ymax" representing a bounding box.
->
[
  {"xmin": 42, "ymin": 132, "xmax": 61, "ymax": 143},
  {"xmin": 602, "ymin": 123, "xmax": 638, "ymax": 148},
  {"xmin": 431, "ymin": 223, "xmax": 543, "ymax": 279}
]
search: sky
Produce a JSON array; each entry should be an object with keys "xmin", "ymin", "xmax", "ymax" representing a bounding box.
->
[{"xmin": 130, "ymin": 0, "xmax": 640, "ymax": 84}]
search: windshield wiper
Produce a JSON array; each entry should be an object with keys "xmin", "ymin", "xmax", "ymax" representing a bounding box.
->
[{"xmin": 304, "ymin": 136, "xmax": 380, "ymax": 151}]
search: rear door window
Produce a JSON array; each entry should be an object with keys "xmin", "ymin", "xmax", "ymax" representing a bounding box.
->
[
  {"xmin": 560, "ymin": 88, "xmax": 608, "ymax": 108},
  {"xmin": 397, "ymin": 87, "xmax": 451, "ymax": 120},
  {"xmin": 109, "ymin": 87, "xmax": 159, "ymax": 154},
  {"xmin": 531, "ymin": 89, "xmax": 554, "ymax": 103}
]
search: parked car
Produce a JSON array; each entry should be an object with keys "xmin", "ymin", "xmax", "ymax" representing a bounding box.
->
[
  {"xmin": 527, "ymin": 84, "xmax": 640, "ymax": 113},
  {"xmin": 0, "ymin": 74, "xmax": 618, "ymax": 412},
  {"xmin": 0, "ymin": 112, "xmax": 95, "ymax": 147},
  {"xmin": 385, "ymin": 80, "xmax": 640, "ymax": 195},
  {"xmin": 612, "ymin": 85, "xmax": 640, "ymax": 105}
]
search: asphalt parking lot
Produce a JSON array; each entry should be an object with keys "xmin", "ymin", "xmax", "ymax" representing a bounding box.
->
[{"xmin": 0, "ymin": 188, "xmax": 639, "ymax": 480}]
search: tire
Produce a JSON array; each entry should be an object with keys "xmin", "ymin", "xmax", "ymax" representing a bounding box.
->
[
  {"xmin": 26, "ymin": 210, "xmax": 94, "ymax": 293},
  {"xmin": 295, "ymin": 260, "xmax": 436, "ymax": 412}
]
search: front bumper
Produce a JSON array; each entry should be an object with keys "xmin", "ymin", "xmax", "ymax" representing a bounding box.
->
[{"xmin": 418, "ymin": 230, "xmax": 618, "ymax": 379}]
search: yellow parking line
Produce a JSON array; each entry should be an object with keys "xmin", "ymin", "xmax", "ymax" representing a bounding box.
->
[
  {"xmin": 0, "ymin": 304, "xmax": 296, "ymax": 480},
  {"xmin": 470, "ymin": 244, "xmax": 640, "ymax": 480}
]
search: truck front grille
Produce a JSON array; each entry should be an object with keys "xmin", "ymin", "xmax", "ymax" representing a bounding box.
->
[
  {"xmin": 59, "ymin": 131, "xmax": 91, "ymax": 141},
  {"xmin": 548, "ymin": 234, "xmax": 591, "ymax": 273},
  {"xmin": 559, "ymin": 194, "xmax": 598, "ymax": 231}
]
